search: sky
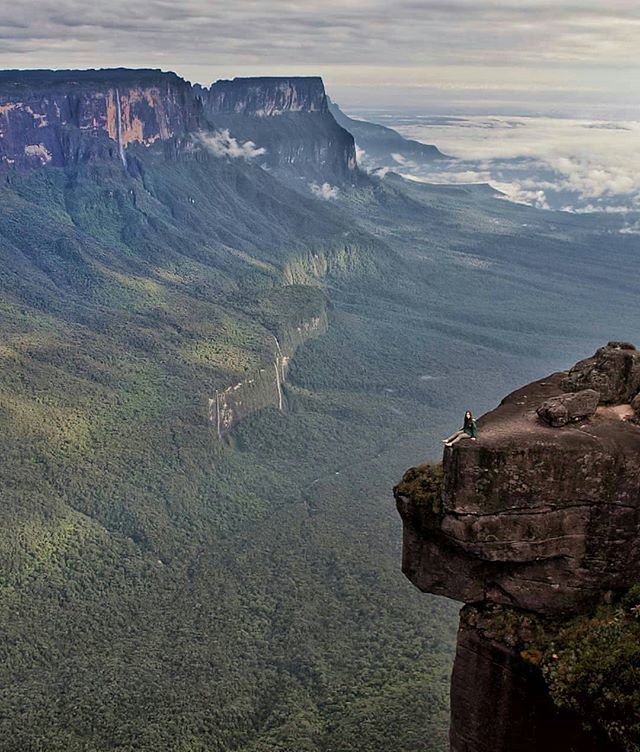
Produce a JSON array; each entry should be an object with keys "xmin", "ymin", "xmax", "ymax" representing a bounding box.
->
[{"xmin": 1, "ymin": 1, "xmax": 639, "ymax": 117}]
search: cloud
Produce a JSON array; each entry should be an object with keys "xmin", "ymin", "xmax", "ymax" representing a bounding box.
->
[
  {"xmin": 566, "ymin": 204, "xmax": 632, "ymax": 214},
  {"xmin": 389, "ymin": 114, "xmax": 640, "ymax": 212},
  {"xmin": 495, "ymin": 186, "xmax": 551, "ymax": 210},
  {"xmin": 583, "ymin": 122, "xmax": 631, "ymax": 131},
  {"xmin": 197, "ymin": 129, "xmax": 266, "ymax": 160},
  {"xmin": 1, "ymin": 2, "xmax": 640, "ymax": 115},
  {"xmin": 309, "ymin": 182, "xmax": 340, "ymax": 200},
  {"xmin": 354, "ymin": 143, "xmax": 369, "ymax": 167},
  {"xmin": 550, "ymin": 156, "xmax": 637, "ymax": 199},
  {"xmin": 405, "ymin": 168, "xmax": 491, "ymax": 184},
  {"xmin": 5, "ymin": 1, "xmax": 640, "ymax": 68},
  {"xmin": 620, "ymin": 222, "xmax": 640, "ymax": 235},
  {"xmin": 390, "ymin": 152, "xmax": 419, "ymax": 171}
]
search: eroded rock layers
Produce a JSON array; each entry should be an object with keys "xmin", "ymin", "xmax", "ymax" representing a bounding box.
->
[{"xmin": 395, "ymin": 342, "xmax": 640, "ymax": 752}]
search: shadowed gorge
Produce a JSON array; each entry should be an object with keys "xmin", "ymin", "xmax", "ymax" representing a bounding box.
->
[{"xmin": 396, "ymin": 342, "xmax": 640, "ymax": 752}]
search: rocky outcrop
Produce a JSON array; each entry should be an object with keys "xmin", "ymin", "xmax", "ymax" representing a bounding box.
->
[
  {"xmin": 0, "ymin": 69, "xmax": 200, "ymax": 168},
  {"xmin": 199, "ymin": 77, "xmax": 358, "ymax": 184},
  {"xmin": 562, "ymin": 341, "xmax": 640, "ymax": 403},
  {"xmin": 397, "ymin": 344, "xmax": 640, "ymax": 616},
  {"xmin": 536, "ymin": 388, "xmax": 599, "ymax": 426},
  {"xmin": 395, "ymin": 342, "xmax": 640, "ymax": 752}
]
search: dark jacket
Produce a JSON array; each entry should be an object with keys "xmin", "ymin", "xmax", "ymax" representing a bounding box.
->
[{"xmin": 463, "ymin": 415, "xmax": 477, "ymax": 438}]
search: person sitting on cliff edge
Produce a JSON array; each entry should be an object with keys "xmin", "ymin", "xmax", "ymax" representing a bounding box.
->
[{"xmin": 442, "ymin": 410, "xmax": 477, "ymax": 447}]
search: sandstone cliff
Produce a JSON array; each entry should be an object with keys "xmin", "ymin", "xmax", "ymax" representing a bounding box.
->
[
  {"xmin": 395, "ymin": 342, "xmax": 640, "ymax": 752},
  {"xmin": 205, "ymin": 76, "xmax": 328, "ymax": 116},
  {"xmin": 0, "ymin": 70, "xmax": 359, "ymax": 187},
  {"xmin": 199, "ymin": 76, "xmax": 358, "ymax": 184},
  {"xmin": 0, "ymin": 69, "xmax": 199, "ymax": 168},
  {"xmin": 209, "ymin": 313, "xmax": 327, "ymax": 438}
]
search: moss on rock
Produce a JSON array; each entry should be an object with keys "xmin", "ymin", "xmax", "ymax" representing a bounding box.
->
[
  {"xmin": 539, "ymin": 589, "xmax": 640, "ymax": 752},
  {"xmin": 394, "ymin": 463, "xmax": 444, "ymax": 515}
]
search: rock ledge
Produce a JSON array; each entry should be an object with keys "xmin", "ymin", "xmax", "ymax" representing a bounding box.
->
[{"xmin": 396, "ymin": 342, "xmax": 640, "ymax": 616}]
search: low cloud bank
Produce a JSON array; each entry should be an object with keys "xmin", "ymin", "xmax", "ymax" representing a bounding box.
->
[{"xmin": 380, "ymin": 114, "xmax": 640, "ymax": 215}]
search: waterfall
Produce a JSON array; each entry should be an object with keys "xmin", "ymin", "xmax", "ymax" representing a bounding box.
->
[
  {"xmin": 273, "ymin": 337, "xmax": 284, "ymax": 411},
  {"xmin": 274, "ymin": 362, "xmax": 284, "ymax": 412},
  {"xmin": 115, "ymin": 88, "xmax": 126, "ymax": 167},
  {"xmin": 216, "ymin": 392, "xmax": 223, "ymax": 439}
]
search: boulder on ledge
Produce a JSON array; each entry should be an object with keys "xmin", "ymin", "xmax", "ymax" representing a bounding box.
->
[
  {"xmin": 562, "ymin": 341, "xmax": 640, "ymax": 403},
  {"xmin": 536, "ymin": 389, "xmax": 600, "ymax": 427}
]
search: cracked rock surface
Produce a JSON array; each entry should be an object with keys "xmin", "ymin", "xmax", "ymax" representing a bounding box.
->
[
  {"xmin": 396, "ymin": 344, "xmax": 640, "ymax": 615},
  {"xmin": 395, "ymin": 343, "xmax": 640, "ymax": 752}
]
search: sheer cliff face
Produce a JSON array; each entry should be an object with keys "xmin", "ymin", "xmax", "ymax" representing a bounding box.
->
[
  {"xmin": 201, "ymin": 77, "xmax": 358, "ymax": 183},
  {"xmin": 397, "ymin": 345, "xmax": 640, "ymax": 616},
  {"xmin": 395, "ymin": 342, "xmax": 640, "ymax": 752},
  {"xmin": 0, "ymin": 71, "xmax": 357, "ymax": 186},
  {"xmin": 0, "ymin": 69, "xmax": 199, "ymax": 167},
  {"xmin": 206, "ymin": 76, "xmax": 328, "ymax": 116},
  {"xmin": 449, "ymin": 606, "xmax": 603, "ymax": 752}
]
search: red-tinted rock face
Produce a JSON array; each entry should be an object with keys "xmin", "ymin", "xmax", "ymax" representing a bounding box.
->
[
  {"xmin": 397, "ymin": 345, "xmax": 640, "ymax": 616},
  {"xmin": 0, "ymin": 69, "xmax": 199, "ymax": 168},
  {"xmin": 395, "ymin": 343, "xmax": 640, "ymax": 752},
  {"xmin": 0, "ymin": 71, "xmax": 358, "ymax": 185}
]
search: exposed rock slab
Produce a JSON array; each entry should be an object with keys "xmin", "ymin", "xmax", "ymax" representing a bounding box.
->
[
  {"xmin": 450, "ymin": 607, "xmax": 605, "ymax": 752},
  {"xmin": 562, "ymin": 341, "xmax": 640, "ymax": 403},
  {"xmin": 397, "ymin": 368, "xmax": 640, "ymax": 614}
]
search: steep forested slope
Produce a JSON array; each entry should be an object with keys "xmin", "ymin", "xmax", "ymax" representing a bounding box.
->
[{"xmin": 0, "ymin": 103, "xmax": 459, "ymax": 751}]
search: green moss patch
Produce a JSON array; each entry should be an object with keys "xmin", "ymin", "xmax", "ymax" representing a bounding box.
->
[{"xmin": 394, "ymin": 464, "xmax": 444, "ymax": 515}]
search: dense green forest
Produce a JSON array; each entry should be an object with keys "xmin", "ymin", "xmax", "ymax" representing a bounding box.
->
[{"xmin": 2, "ymin": 134, "xmax": 640, "ymax": 752}]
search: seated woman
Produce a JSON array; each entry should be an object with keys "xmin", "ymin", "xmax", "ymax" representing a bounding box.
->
[{"xmin": 442, "ymin": 410, "xmax": 477, "ymax": 447}]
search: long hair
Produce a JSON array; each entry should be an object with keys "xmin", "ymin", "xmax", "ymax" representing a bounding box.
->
[{"xmin": 464, "ymin": 410, "xmax": 473, "ymax": 428}]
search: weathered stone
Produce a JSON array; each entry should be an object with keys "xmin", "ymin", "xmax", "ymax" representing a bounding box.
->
[
  {"xmin": 395, "ymin": 344, "xmax": 640, "ymax": 752},
  {"xmin": 0, "ymin": 69, "xmax": 200, "ymax": 169},
  {"xmin": 632, "ymin": 392, "xmax": 640, "ymax": 417},
  {"xmin": 536, "ymin": 388, "xmax": 600, "ymax": 426},
  {"xmin": 204, "ymin": 76, "xmax": 329, "ymax": 116},
  {"xmin": 562, "ymin": 341, "xmax": 640, "ymax": 403},
  {"xmin": 198, "ymin": 77, "xmax": 358, "ymax": 183},
  {"xmin": 396, "ymin": 370, "xmax": 640, "ymax": 615},
  {"xmin": 449, "ymin": 607, "xmax": 603, "ymax": 752}
]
